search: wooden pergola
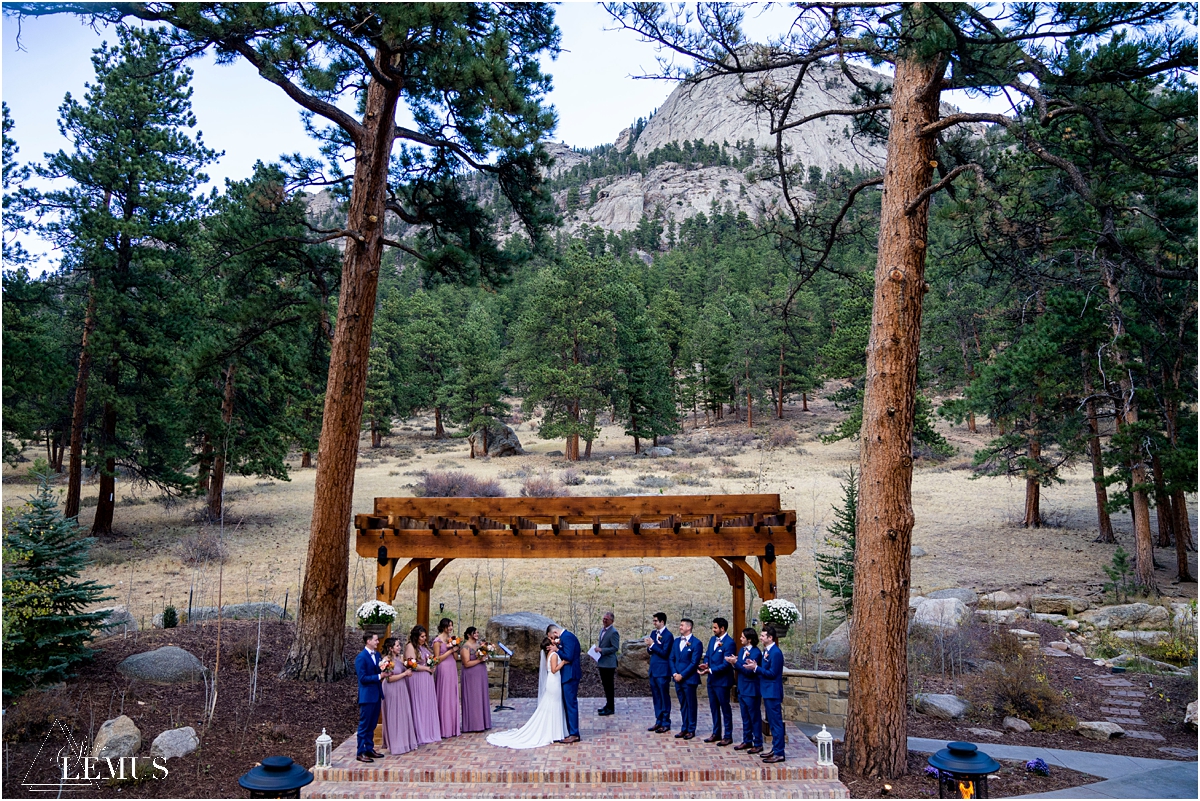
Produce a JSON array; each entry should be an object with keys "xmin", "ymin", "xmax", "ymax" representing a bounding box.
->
[{"xmin": 355, "ymin": 494, "xmax": 796, "ymax": 639}]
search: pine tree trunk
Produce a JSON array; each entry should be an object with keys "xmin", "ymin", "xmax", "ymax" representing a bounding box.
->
[
  {"xmin": 198, "ymin": 432, "xmax": 212, "ymax": 494},
  {"xmin": 847, "ymin": 49, "xmax": 945, "ymax": 780},
  {"xmin": 1173, "ymin": 489, "xmax": 1194, "ymax": 582},
  {"xmin": 433, "ymin": 406, "xmax": 445, "ymax": 439},
  {"xmin": 747, "ymin": 389, "xmax": 753, "ymax": 429},
  {"xmin": 282, "ymin": 74, "xmax": 398, "ymax": 682},
  {"xmin": 1081, "ymin": 354, "xmax": 1115, "ymax": 542},
  {"xmin": 584, "ymin": 437, "xmax": 593, "ymax": 460},
  {"xmin": 777, "ymin": 343, "xmax": 785, "ymax": 419},
  {"xmin": 65, "ymin": 288, "xmax": 97, "ymax": 519},
  {"xmin": 301, "ymin": 451, "xmax": 312, "ymax": 468},
  {"xmin": 371, "ymin": 419, "xmax": 382, "ymax": 449},
  {"xmin": 92, "ymin": 401, "xmax": 117, "ymax": 535},
  {"xmin": 1023, "ymin": 409, "xmax": 1042, "ymax": 528},
  {"xmin": 207, "ymin": 363, "xmax": 236, "ymax": 522},
  {"xmin": 802, "ymin": 391, "xmax": 808, "ymax": 412},
  {"xmin": 633, "ymin": 435, "xmax": 640, "ymax": 455},
  {"xmin": 1151, "ymin": 454, "xmax": 1174, "ymax": 547},
  {"xmin": 1100, "ymin": 260, "xmax": 1156, "ymax": 590}
]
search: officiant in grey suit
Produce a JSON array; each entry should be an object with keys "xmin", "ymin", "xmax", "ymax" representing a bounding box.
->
[{"xmin": 596, "ymin": 611, "xmax": 620, "ymax": 716}]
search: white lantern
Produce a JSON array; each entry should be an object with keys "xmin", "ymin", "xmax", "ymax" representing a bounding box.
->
[
  {"xmin": 315, "ymin": 728, "xmax": 333, "ymax": 769},
  {"xmin": 815, "ymin": 724, "xmax": 834, "ymax": 767}
]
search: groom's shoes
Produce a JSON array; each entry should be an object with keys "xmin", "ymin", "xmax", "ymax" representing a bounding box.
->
[
  {"xmin": 356, "ymin": 754, "xmax": 373, "ymax": 763},
  {"xmin": 556, "ymin": 735, "xmax": 580, "ymax": 744},
  {"xmin": 674, "ymin": 732, "xmax": 687, "ymax": 739},
  {"xmin": 647, "ymin": 724, "xmax": 661, "ymax": 732},
  {"xmin": 681, "ymin": 732, "xmax": 695, "ymax": 740},
  {"xmin": 597, "ymin": 707, "xmax": 614, "ymax": 716},
  {"xmin": 654, "ymin": 726, "xmax": 669, "ymax": 733}
]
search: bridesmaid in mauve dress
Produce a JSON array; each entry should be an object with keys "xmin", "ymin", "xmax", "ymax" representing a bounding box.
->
[
  {"xmin": 380, "ymin": 637, "xmax": 419, "ymax": 756},
  {"xmin": 404, "ymin": 626, "xmax": 441, "ymax": 745},
  {"xmin": 459, "ymin": 627, "xmax": 492, "ymax": 733},
  {"xmin": 432, "ymin": 618, "xmax": 461, "ymax": 738}
]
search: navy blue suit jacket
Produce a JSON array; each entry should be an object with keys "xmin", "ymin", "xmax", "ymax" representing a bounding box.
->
[
  {"xmin": 669, "ymin": 634, "xmax": 703, "ymax": 686},
  {"xmin": 647, "ymin": 627, "xmax": 674, "ymax": 678},
  {"xmin": 734, "ymin": 645, "xmax": 762, "ymax": 697},
  {"xmin": 757, "ymin": 643, "xmax": 785, "ymax": 699},
  {"xmin": 558, "ymin": 629, "xmax": 582, "ymax": 685},
  {"xmin": 355, "ymin": 648, "xmax": 382, "ymax": 704},
  {"xmin": 704, "ymin": 633, "xmax": 736, "ymax": 688}
]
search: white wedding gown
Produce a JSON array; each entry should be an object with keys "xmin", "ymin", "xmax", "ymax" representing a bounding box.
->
[{"xmin": 486, "ymin": 652, "xmax": 567, "ymax": 749}]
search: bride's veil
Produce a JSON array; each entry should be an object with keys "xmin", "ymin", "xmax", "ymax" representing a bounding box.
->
[{"xmin": 537, "ymin": 649, "xmax": 548, "ymax": 703}]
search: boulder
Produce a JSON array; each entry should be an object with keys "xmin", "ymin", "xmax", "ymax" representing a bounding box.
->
[
  {"xmin": 150, "ymin": 727, "xmax": 199, "ymax": 760},
  {"xmin": 1049, "ymin": 641, "xmax": 1070, "ymax": 652},
  {"xmin": 1068, "ymin": 643, "xmax": 1087, "ymax": 657},
  {"xmin": 908, "ymin": 595, "xmax": 927, "ymax": 609},
  {"xmin": 1186, "ymin": 701, "xmax": 1197, "ymax": 732},
  {"xmin": 617, "ymin": 640, "xmax": 650, "ymax": 680},
  {"xmin": 1008, "ymin": 629, "xmax": 1041, "ymax": 647},
  {"xmin": 1110, "ymin": 652, "xmax": 1185, "ymax": 673},
  {"xmin": 1077, "ymin": 721, "xmax": 1124, "ymax": 741},
  {"xmin": 1003, "ymin": 716, "xmax": 1032, "ymax": 733},
  {"xmin": 162, "ymin": 602, "xmax": 290, "ymax": 626},
  {"xmin": 911, "ymin": 546, "xmax": 928, "ymax": 559},
  {"xmin": 93, "ymin": 716, "xmax": 142, "ymax": 759},
  {"xmin": 1170, "ymin": 603, "xmax": 1195, "ymax": 633},
  {"xmin": 913, "ymin": 693, "xmax": 969, "ymax": 720},
  {"xmin": 486, "ymin": 612, "xmax": 557, "ymax": 672},
  {"xmin": 117, "ymin": 646, "xmax": 206, "ymax": 684},
  {"xmin": 966, "ymin": 727, "xmax": 1003, "ymax": 739},
  {"xmin": 975, "ymin": 608, "xmax": 1030, "ymax": 625},
  {"xmin": 911, "ymin": 598, "xmax": 970, "ymax": 632},
  {"xmin": 927, "ymin": 588, "xmax": 979, "ymax": 606},
  {"xmin": 979, "ymin": 591, "xmax": 1023, "ymax": 610},
  {"xmin": 1029, "ymin": 594, "xmax": 1089, "ymax": 615},
  {"xmin": 95, "ymin": 605, "xmax": 137, "ymax": 635},
  {"xmin": 642, "ymin": 446, "xmax": 674, "ymax": 458},
  {"xmin": 1076, "ymin": 603, "xmax": 1168, "ymax": 631},
  {"xmin": 1114, "ymin": 630, "xmax": 1171, "ymax": 646},
  {"xmin": 469, "ymin": 424, "xmax": 525, "ymax": 458},
  {"xmin": 812, "ymin": 620, "xmax": 851, "ymax": 661},
  {"xmin": 546, "ymin": 450, "xmax": 564, "ymax": 458}
]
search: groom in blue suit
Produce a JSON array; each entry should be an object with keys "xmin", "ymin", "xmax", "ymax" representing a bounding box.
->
[
  {"xmin": 669, "ymin": 618, "xmax": 703, "ymax": 739},
  {"xmin": 354, "ymin": 633, "xmax": 385, "ymax": 763},
  {"xmin": 551, "ymin": 625, "xmax": 582, "ymax": 743},
  {"xmin": 749, "ymin": 625, "xmax": 786, "ymax": 763}
]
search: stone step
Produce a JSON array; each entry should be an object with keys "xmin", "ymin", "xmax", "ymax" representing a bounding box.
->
[
  {"xmin": 306, "ymin": 777, "xmax": 849, "ymax": 799},
  {"xmin": 312, "ymin": 762, "xmax": 836, "ymax": 785}
]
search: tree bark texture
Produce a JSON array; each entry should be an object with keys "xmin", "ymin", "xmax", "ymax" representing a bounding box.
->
[
  {"xmin": 1081, "ymin": 354, "xmax": 1115, "ymax": 542},
  {"xmin": 65, "ymin": 289, "xmax": 97, "ymax": 519},
  {"xmin": 1172, "ymin": 489, "xmax": 1194, "ymax": 582},
  {"xmin": 92, "ymin": 401, "xmax": 117, "ymax": 535},
  {"xmin": 1151, "ymin": 454, "xmax": 1174, "ymax": 547},
  {"xmin": 300, "ymin": 451, "xmax": 313, "ymax": 468},
  {"xmin": 282, "ymin": 74, "xmax": 398, "ymax": 681},
  {"xmin": 434, "ymin": 406, "xmax": 445, "ymax": 439},
  {"xmin": 1100, "ymin": 264, "xmax": 1156, "ymax": 589},
  {"xmin": 846, "ymin": 51, "xmax": 945, "ymax": 780},
  {"xmin": 1024, "ymin": 434, "xmax": 1042, "ymax": 528},
  {"xmin": 206, "ymin": 363, "xmax": 236, "ymax": 522}
]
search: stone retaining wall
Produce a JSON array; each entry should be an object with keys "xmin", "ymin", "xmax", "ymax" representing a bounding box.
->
[{"xmin": 781, "ymin": 668, "xmax": 849, "ymax": 729}]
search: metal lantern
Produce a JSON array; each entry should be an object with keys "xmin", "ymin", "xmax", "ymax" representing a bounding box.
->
[
  {"xmin": 315, "ymin": 728, "xmax": 333, "ymax": 769},
  {"xmin": 815, "ymin": 724, "xmax": 834, "ymax": 766},
  {"xmin": 238, "ymin": 756, "xmax": 314, "ymax": 799},
  {"xmin": 927, "ymin": 742, "xmax": 1001, "ymax": 799}
]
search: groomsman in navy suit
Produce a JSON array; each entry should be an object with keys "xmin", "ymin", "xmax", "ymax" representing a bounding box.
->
[
  {"xmin": 746, "ymin": 625, "xmax": 786, "ymax": 763},
  {"xmin": 643, "ymin": 612, "xmax": 674, "ymax": 732},
  {"xmin": 727, "ymin": 627, "xmax": 763, "ymax": 753},
  {"xmin": 669, "ymin": 618, "xmax": 703, "ymax": 739},
  {"xmin": 701, "ymin": 617, "xmax": 735, "ymax": 745},
  {"xmin": 354, "ymin": 633, "xmax": 385, "ymax": 763}
]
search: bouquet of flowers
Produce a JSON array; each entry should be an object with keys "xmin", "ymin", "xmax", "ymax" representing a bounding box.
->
[
  {"xmin": 403, "ymin": 657, "xmax": 419, "ymax": 670},
  {"xmin": 760, "ymin": 598, "xmax": 801, "ymax": 627},
  {"xmin": 478, "ymin": 641, "xmax": 496, "ymax": 660},
  {"xmin": 356, "ymin": 600, "xmax": 397, "ymax": 627},
  {"xmin": 425, "ymin": 653, "xmax": 438, "ymax": 668},
  {"xmin": 448, "ymin": 636, "xmax": 462, "ymax": 648},
  {"xmin": 378, "ymin": 657, "xmax": 394, "ymax": 674}
]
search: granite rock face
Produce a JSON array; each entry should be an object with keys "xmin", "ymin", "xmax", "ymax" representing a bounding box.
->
[
  {"xmin": 486, "ymin": 612, "xmax": 558, "ymax": 672},
  {"xmin": 1076, "ymin": 603, "xmax": 1169, "ymax": 630},
  {"xmin": 1029, "ymin": 594, "xmax": 1089, "ymax": 615},
  {"xmin": 811, "ymin": 620, "xmax": 851, "ymax": 661},
  {"xmin": 926, "ymin": 588, "xmax": 979, "ymax": 606}
]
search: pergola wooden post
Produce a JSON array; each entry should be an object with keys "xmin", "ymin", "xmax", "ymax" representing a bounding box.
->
[{"xmin": 360, "ymin": 495, "xmax": 795, "ymax": 634}]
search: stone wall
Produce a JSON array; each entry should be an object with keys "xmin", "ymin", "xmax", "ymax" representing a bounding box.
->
[{"xmin": 781, "ymin": 668, "xmax": 849, "ymax": 729}]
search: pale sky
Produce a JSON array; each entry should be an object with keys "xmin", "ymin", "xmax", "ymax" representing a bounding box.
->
[{"xmin": 1, "ymin": 2, "xmax": 985, "ymax": 271}]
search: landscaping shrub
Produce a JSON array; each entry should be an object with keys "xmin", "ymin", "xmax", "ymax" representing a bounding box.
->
[
  {"xmin": 2, "ymin": 477, "xmax": 111, "ymax": 698},
  {"xmin": 634, "ymin": 475, "xmax": 674, "ymax": 489},
  {"xmin": 179, "ymin": 527, "xmax": 228, "ymax": 566},
  {"xmin": 416, "ymin": 471, "xmax": 505, "ymax": 497},
  {"xmin": 2, "ymin": 688, "xmax": 79, "ymax": 742},
  {"xmin": 560, "ymin": 469, "xmax": 586, "ymax": 486},
  {"xmin": 972, "ymin": 656, "xmax": 1075, "ymax": 731},
  {"xmin": 521, "ymin": 475, "xmax": 563, "ymax": 497},
  {"xmin": 161, "ymin": 605, "xmax": 178, "ymax": 629},
  {"xmin": 769, "ymin": 428, "xmax": 797, "ymax": 448}
]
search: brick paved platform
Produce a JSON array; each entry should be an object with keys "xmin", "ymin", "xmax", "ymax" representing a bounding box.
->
[{"xmin": 305, "ymin": 697, "xmax": 848, "ymax": 798}]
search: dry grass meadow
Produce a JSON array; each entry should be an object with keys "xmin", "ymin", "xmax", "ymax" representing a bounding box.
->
[{"xmin": 5, "ymin": 388, "xmax": 1195, "ymax": 660}]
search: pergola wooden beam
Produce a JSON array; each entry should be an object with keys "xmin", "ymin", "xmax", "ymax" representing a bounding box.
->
[{"xmin": 359, "ymin": 495, "xmax": 795, "ymax": 632}]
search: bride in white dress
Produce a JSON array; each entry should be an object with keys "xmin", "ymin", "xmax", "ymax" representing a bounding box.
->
[{"xmin": 487, "ymin": 636, "xmax": 567, "ymax": 749}]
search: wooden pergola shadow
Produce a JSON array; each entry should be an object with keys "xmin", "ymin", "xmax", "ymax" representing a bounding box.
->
[{"xmin": 355, "ymin": 494, "xmax": 796, "ymax": 639}]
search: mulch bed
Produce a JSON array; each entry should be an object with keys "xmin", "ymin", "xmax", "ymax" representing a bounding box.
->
[
  {"xmin": 904, "ymin": 618, "xmax": 1197, "ymax": 760},
  {"xmin": 2, "ymin": 622, "xmax": 358, "ymax": 799},
  {"xmin": 835, "ymin": 752, "xmax": 1098, "ymax": 799}
]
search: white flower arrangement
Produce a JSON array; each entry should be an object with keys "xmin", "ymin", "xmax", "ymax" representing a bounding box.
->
[
  {"xmin": 356, "ymin": 600, "xmax": 397, "ymax": 626},
  {"xmin": 760, "ymin": 598, "xmax": 801, "ymax": 626}
]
